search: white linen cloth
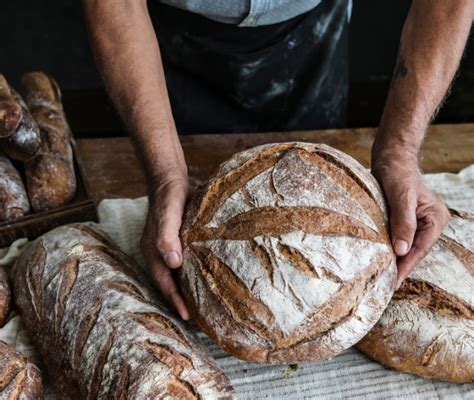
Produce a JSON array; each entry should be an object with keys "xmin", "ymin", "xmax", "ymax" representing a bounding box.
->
[{"xmin": 1, "ymin": 165, "xmax": 473, "ymax": 399}]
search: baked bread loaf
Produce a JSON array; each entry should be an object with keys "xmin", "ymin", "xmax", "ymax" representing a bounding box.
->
[
  {"xmin": 20, "ymin": 72, "xmax": 76, "ymax": 211},
  {"xmin": 0, "ymin": 267, "xmax": 11, "ymax": 328},
  {"xmin": 357, "ymin": 209, "xmax": 474, "ymax": 383},
  {"xmin": 0, "ymin": 89, "xmax": 41, "ymax": 161},
  {"xmin": 180, "ymin": 142, "xmax": 397, "ymax": 364},
  {"xmin": 0, "ymin": 341, "xmax": 43, "ymax": 399},
  {"xmin": 0, "ymin": 74, "xmax": 22, "ymax": 138},
  {"xmin": 14, "ymin": 224, "xmax": 234, "ymax": 399},
  {"xmin": 0, "ymin": 153, "xmax": 30, "ymax": 222}
]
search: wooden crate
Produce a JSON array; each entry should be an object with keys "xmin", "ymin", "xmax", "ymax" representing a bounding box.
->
[{"xmin": 0, "ymin": 140, "xmax": 98, "ymax": 247}]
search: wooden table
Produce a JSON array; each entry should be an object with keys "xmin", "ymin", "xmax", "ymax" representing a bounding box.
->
[{"xmin": 77, "ymin": 123, "xmax": 474, "ymax": 203}]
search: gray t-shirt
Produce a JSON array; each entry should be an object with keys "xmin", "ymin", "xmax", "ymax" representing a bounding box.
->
[{"xmin": 160, "ymin": 0, "xmax": 351, "ymax": 27}]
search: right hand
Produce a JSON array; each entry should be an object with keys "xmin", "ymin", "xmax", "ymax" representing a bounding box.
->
[{"xmin": 140, "ymin": 176, "xmax": 190, "ymax": 320}]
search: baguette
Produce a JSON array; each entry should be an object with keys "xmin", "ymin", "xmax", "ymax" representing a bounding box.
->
[
  {"xmin": 14, "ymin": 224, "xmax": 234, "ymax": 399},
  {"xmin": 20, "ymin": 72, "xmax": 76, "ymax": 211},
  {"xmin": 0, "ymin": 89, "xmax": 41, "ymax": 161},
  {"xmin": 0, "ymin": 153, "xmax": 30, "ymax": 222},
  {"xmin": 0, "ymin": 74, "xmax": 22, "ymax": 138},
  {"xmin": 0, "ymin": 341, "xmax": 43, "ymax": 399},
  {"xmin": 0, "ymin": 267, "xmax": 10, "ymax": 328}
]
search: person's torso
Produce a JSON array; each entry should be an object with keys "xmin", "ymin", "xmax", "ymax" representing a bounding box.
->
[{"xmin": 159, "ymin": 0, "xmax": 325, "ymax": 26}]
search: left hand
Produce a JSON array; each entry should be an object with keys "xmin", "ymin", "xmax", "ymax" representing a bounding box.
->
[{"xmin": 372, "ymin": 155, "xmax": 450, "ymax": 289}]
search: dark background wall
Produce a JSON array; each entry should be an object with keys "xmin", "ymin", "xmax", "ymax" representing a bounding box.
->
[{"xmin": 1, "ymin": 0, "xmax": 473, "ymax": 136}]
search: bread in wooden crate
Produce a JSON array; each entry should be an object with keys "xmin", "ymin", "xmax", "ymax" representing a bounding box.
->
[
  {"xmin": 0, "ymin": 89, "xmax": 41, "ymax": 162},
  {"xmin": 21, "ymin": 72, "xmax": 76, "ymax": 212},
  {"xmin": 0, "ymin": 74, "xmax": 22, "ymax": 138}
]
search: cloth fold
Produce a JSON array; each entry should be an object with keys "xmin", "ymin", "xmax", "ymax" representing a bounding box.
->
[{"xmin": 1, "ymin": 165, "xmax": 473, "ymax": 399}]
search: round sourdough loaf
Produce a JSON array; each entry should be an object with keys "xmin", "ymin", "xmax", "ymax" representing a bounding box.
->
[
  {"xmin": 180, "ymin": 142, "xmax": 397, "ymax": 363},
  {"xmin": 357, "ymin": 209, "xmax": 474, "ymax": 383}
]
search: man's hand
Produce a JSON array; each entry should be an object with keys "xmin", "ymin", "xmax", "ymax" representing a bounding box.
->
[
  {"xmin": 370, "ymin": 1, "xmax": 472, "ymax": 287},
  {"xmin": 141, "ymin": 177, "xmax": 190, "ymax": 320},
  {"xmin": 372, "ymin": 155, "xmax": 449, "ymax": 289}
]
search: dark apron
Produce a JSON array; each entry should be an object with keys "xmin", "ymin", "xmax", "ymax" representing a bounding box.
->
[{"xmin": 148, "ymin": 0, "xmax": 349, "ymax": 134}]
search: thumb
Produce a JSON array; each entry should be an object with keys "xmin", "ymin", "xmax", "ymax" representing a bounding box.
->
[
  {"xmin": 153, "ymin": 181, "xmax": 189, "ymax": 269},
  {"xmin": 388, "ymin": 189, "xmax": 417, "ymax": 257}
]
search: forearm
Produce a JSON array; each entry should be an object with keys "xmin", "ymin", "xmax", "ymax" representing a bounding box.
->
[
  {"xmin": 373, "ymin": 0, "xmax": 474, "ymax": 165},
  {"xmin": 82, "ymin": 0, "xmax": 186, "ymax": 186}
]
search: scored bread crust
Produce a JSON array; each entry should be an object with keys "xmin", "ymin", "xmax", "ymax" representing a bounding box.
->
[
  {"xmin": 181, "ymin": 142, "xmax": 397, "ymax": 363},
  {"xmin": 0, "ymin": 89, "xmax": 41, "ymax": 162},
  {"xmin": 13, "ymin": 224, "xmax": 234, "ymax": 399},
  {"xmin": 0, "ymin": 267, "xmax": 11, "ymax": 328},
  {"xmin": 0, "ymin": 341, "xmax": 43, "ymax": 399},
  {"xmin": 20, "ymin": 72, "xmax": 76, "ymax": 212},
  {"xmin": 357, "ymin": 209, "xmax": 474, "ymax": 383},
  {"xmin": 0, "ymin": 74, "xmax": 22, "ymax": 138}
]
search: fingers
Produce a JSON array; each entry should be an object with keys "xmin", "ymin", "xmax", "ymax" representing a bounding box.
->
[
  {"xmin": 388, "ymin": 188, "xmax": 418, "ymax": 257},
  {"xmin": 152, "ymin": 263, "xmax": 190, "ymax": 320},
  {"xmin": 153, "ymin": 182, "xmax": 189, "ymax": 269},
  {"xmin": 396, "ymin": 201, "xmax": 449, "ymax": 289},
  {"xmin": 141, "ymin": 233, "xmax": 190, "ymax": 320}
]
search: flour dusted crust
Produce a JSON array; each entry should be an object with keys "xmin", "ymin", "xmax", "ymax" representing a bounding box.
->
[
  {"xmin": 14, "ymin": 224, "xmax": 234, "ymax": 399},
  {"xmin": 0, "ymin": 90, "xmax": 41, "ymax": 162},
  {"xmin": 0, "ymin": 153, "xmax": 30, "ymax": 222},
  {"xmin": 20, "ymin": 72, "xmax": 76, "ymax": 212},
  {"xmin": 181, "ymin": 142, "xmax": 397, "ymax": 364},
  {"xmin": 0, "ymin": 74, "xmax": 22, "ymax": 138},
  {"xmin": 0, "ymin": 341, "xmax": 43, "ymax": 399},
  {"xmin": 358, "ymin": 209, "xmax": 474, "ymax": 383}
]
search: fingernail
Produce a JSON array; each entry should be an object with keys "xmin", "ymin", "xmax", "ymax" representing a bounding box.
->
[
  {"xmin": 395, "ymin": 279, "xmax": 402, "ymax": 291},
  {"xmin": 394, "ymin": 239, "xmax": 409, "ymax": 256},
  {"xmin": 164, "ymin": 251, "xmax": 180, "ymax": 267}
]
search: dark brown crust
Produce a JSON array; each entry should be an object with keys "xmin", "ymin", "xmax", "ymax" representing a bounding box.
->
[
  {"xmin": 20, "ymin": 72, "xmax": 76, "ymax": 212},
  {"xmin": 394, "ymin": 278, "xmax": 474, "ymax": 320},
  {"xmin": 180, "ymin": 142, "xmax": 396, "ymax": 364},
  {"xmin": 0, "ymin": 74, "xmax": 22, "ymax": 138},
  {"xmin": 13, "ymin": 224, "xmax": 234, "ymax": 399},
  {"xmin": 0, "ymin": 267, "xmax": 11, "ymax": 328},
  {"xmin": 0, "ymin": 341, "xmax": 43, "ymax": 399},
  {"xmin": 0, "ymin": 153, "xmax": 30, "ymax": 222},
  {"xmin": 0, "ymin": 90, "xmax": 41, "ymax": 161},
  {"xmin": 439, "ymin": 235, "xmax": 474, "ymax": 276}
]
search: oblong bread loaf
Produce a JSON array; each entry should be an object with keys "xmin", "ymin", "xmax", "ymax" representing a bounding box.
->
[
  {"xmin": 180, "ymin": 142, "xmax": 397, "ymax": 364},
  {"xmin": 357, "ymin": 209, "xmax": 474, "ymax": 383},
  {"xmin": 14, "ymin": 224, "xmax": 234, "ymax": 399}
]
